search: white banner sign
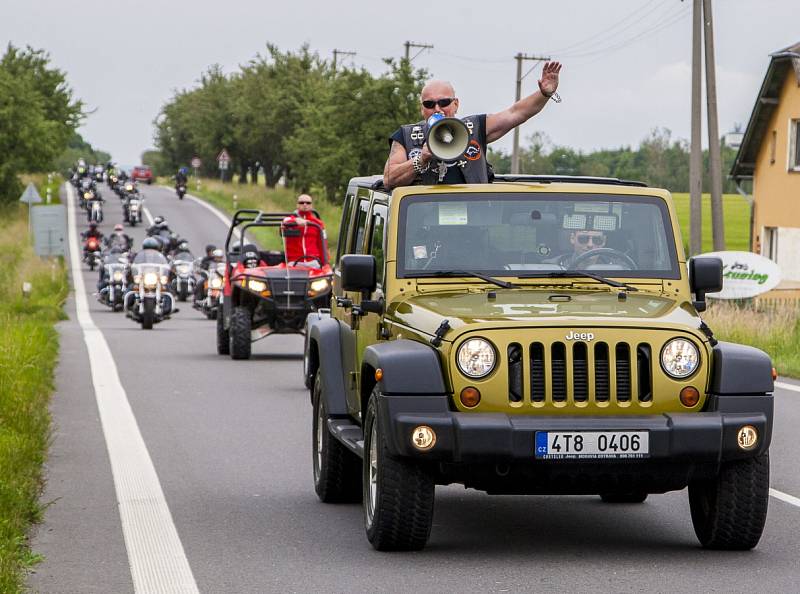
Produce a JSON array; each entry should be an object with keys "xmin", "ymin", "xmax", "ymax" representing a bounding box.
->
[{"xmin": 702, "ymin": 251, "xmax": 782, "ymax": 299}]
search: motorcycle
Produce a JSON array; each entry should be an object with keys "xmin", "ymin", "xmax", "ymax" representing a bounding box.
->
[
  {"xmin": 83, "ymin": 237, "xmax": 102, "ymax": 271},
  {"xmin": 86, "ymin": 197, "xmax": 104, "ymax": 223},
  {"xmin": 176, "ymin": 184, "xmax": 187, "ymax": 200},
  {"xmin": 125, "ymin": 259, "xmax": 174, "ymax": 330},
  {"xmin": 78, "ymin": 178, "xmax": 95, "ymax": 209},
  {"xmin": 98, "ymin": 251, "xmax": 130, "ymax": 311},
  {"xmin": 123, "ymin": 188, "xmax": 143, "ymax": 227},
  {"xmin": 193, "ymin": 260, "xmax": 225, "ymax": 319},
  {"xmin": 170, "ymin": 250, "xmax": 195, "ymax": 301}
]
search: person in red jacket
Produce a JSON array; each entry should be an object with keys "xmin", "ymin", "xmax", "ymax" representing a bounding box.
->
[{"xmin": 282, "ymin": 194, "xmax": 327, "ymax": 265}]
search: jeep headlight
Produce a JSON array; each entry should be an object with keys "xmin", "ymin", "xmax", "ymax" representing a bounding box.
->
[
  {"xmin": 456, "ymin": 338, "xmax": 497, "ymax": 379},
  {"xmin": 308, "ymin": 278, "xmax": 330, "ymax": 295},
  {"xmin": 143, "ymin": 272, "xmax": 158, "ymax": 287},
  {"xmin": 247, "ymin": 279, "xmax": 268, "ymax": 293},
  {"xmin": 660, "ymin": 338, "xmax": 700, "ymax": 378}
]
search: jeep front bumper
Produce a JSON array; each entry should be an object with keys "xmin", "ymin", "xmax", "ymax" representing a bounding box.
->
[{"xmin": 379, "ymin": 393, "xmax": 773, "ymax": 463}]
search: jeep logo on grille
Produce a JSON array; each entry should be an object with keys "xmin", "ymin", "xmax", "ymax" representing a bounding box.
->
[{"xmin": 565, "ymin": 331, "xmax": 594, "ymax": 342}]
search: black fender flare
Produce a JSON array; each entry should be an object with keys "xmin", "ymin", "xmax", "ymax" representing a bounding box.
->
[
  {"xmin": 307, "ymin": 317, "xmax": 348, "ymax": 416},
  {"xmin": 362, "ymin": 340, "xmax": 447, "ymax": 395},
  {"xmin": 710, "ymin": 341, "xmax": 773, "ymax": 395}
]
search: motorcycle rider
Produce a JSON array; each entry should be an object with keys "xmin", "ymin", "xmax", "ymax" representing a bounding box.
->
[
  {"xmin": 175, "ymin": 167, "xmax": 188, "ymax": 197},
  {"xmin": 105, "ymin": 223, "xmax": 133, "ymax": 252},
  {"xmin": 81, "ymin": 222, "xmax": 104, "ymax": 244},
  {"xmin": 127, "ymin": 237, "xmax": 175, "ymax": 315},
  {"xmin": 146, "ymin": 216, "xmax": 169, "ymax": 236},
  {"xmin": 194, "ymin": 245, "xmax": 220, "ymax": 302}
]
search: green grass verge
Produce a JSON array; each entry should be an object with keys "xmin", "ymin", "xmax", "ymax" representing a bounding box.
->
[
  {"xmin": 704, "ymin": 300, "xmax": 800, "ymax": 378},
  {"xmin": 0, "ymin": 194, "xmax": 68, "ymax": 590},
  {"xmin": 672, "ymin": 193, "xmax": 750, "ymax": 254},
  {"xmin": 160, "ymin": 178, "xmax": 344, "ymax": 254}
]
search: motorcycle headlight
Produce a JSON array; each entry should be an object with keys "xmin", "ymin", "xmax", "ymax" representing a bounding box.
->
[
  {"xmin": 176, "ymin": 264, "xmax": 190, "ymax": 275},
  {"xmin": 210, "ymin": 277, "xmax": 223, "ymax": 289},
  {"xmin": 112, "ymin": 271, "xmax": 124, "ymax": 282},
  {"xmin": 125, "ymin": 184, "xmax": 133, "ymax": 191},
  {"xmin": 160, "ymin": 275, "xmax": 169, "ymax": 285},
  {"xmin": 83, "ymin": 192, "xmax": 92, "ymax": 199},
  {"xmin": 143, "ymin": 272, "xmax": 158, "ymax": 287},
  {"xmin": 456, "ymin": 338, "xmax": 497, "ymax": 379},
  {"xmin": 660, "ymin": 338, "xmax": 700, "ymax": 379},
  {"xmin": 308, "ymin": 278, "xmax": 331, "ymax": 295},
  {"xmin": 133, "ymin": 274, "xmax": 142, "ymax": 284},
  {"xmin": 247, "ymin": 279, "xmax": 268, "ymax": 293}
]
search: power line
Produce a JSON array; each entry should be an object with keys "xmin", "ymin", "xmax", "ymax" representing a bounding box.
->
[
  {"xmin": 332, "ymin": 49, "xmax": 356, "ymax": 74},
  {"xmin": 404, "ymin": 41, "xmax": 433, "ymax": 62}
]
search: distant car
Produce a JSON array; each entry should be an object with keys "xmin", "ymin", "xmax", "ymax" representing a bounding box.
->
[{"xmin": 131, "ymin": 165, "xmax": 153, "ymax": 184}]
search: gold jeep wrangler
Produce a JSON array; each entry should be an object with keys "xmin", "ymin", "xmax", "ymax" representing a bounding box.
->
[{"xmin": 304, "ymin": 174, "xmax": 774, "ymax": 551}]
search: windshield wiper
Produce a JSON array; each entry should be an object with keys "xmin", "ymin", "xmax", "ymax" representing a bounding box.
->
[
  {"xmin": 517, "ymin": 270, "xmax": 639, "ymax": 292},
  {"xmin": 412, "ymin": 270, "xmax": 518, "ymax": 289}
]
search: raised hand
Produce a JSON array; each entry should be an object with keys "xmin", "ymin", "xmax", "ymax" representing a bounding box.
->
[{"xmin": 538, "ymin": 61, "xmax": 562, "ymax": 97}]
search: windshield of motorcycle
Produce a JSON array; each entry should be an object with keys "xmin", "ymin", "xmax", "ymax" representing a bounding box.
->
[
  {"xmin": 398, "ymin": 192, "xmax": 679, "ymax": 279},
  {"xmin": 133, "ymin": 250, "xmax": 168, "ymax": 265},
  {"xmin": 131, "ymin": 262, "xmax": 170, "ymax": 275},
  {"xmin": 173, "ymin": 251, "xmax": 194, "ymax": 262}
]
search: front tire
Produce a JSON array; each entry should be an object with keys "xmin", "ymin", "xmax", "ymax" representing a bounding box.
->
[
  {"xmin": 312, "ymin": 374, "xmax": 362, "ymax": 503},
  {"xmin": 363, "ymin": 388, "xmax": 435, "ymax": 551},
  {"xmin": 178, "ymin": 285, "xmax": 188, "ymax": 302},
  {"xmin": 216, "ymin": 310, "xmax": 230, "ymax": 355},
  {"xmin": 689, "ymin": 452, "xmax": 770, "ymax": 550},
  {"xmin": 141, "ymin": 298, "xmax": 155, "ymax": 330},
  {"xmin": 229, "ymin": 305, "xmax": 252, "ymax": 360}
]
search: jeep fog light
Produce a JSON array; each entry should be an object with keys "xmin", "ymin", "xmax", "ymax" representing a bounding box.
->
[
  {"xmin": 411, "ymin": 426, "xmax": 436, "ymax": 451},
  {"xmin": 660, "ymin": 338, "xmax": 699, "ymax": 378},
  {"xmin": 679, "ymin": 386, "xmax": 700, "ymax": 408},
  {"xmin": 456, "ymin": 338, "xmax": 496, "ymax": 378},
  {"xmin": 737, "ymin": 425, "xmax": 758, "ymax": 451}
]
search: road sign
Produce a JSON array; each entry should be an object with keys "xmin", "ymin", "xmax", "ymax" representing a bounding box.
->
[
  {"xmin": 32, "ymin": 205, "xmax": 67, "ymax": 257},
  {"xmin": 191, "ymin": 156, "xmax": 202, "ymax": 169},
  {"xmin": 19, "ymin": 182, "xmax": 43, "ymax": 204}
]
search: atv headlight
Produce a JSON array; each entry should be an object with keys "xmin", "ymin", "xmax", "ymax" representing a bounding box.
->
[
  {"xmin": 456, "ymin": 338, "xmax": 497, "ymax": 379},
  {"xmin": 660, "ymin": 338, "xmax": 700, "ymax": 378},
  {"xmin": 112, "ymin": 271, "xmax": 124, "ymax": 282},
  {"xmin": 209, "ymin": 277, "xmax": 223, "ymax": 289},
  {"xmin": 247, "ymin": 279, "xmax": 268, "ymax": 293},
  {"xmin": 308, "ymin": 278, "xmax": 330, "ymax": 296},
  {"xmin": 143, "ymin": 272, "xmax": 158, "ymax": 287}
]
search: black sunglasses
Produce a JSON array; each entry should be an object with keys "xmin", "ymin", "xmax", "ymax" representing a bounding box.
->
[
  {"xmin": 297, "ymin": 201, "xmax": 312, "ymax": 205},
  {"xmin": 421, "ymin": 97, "xmax": 455, "ymax": 109},
  {"xmin": 576, "ymin": 234, "xmax": 606, "ymax": 246}
]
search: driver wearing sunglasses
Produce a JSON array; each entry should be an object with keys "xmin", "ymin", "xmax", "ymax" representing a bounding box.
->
[
  {"xmin": 384, "ymin": 61, "xmax": 562, "ymax": 189},
  {"xmin": 555, "ymin": 230, "xmax": 607, "ymax": 268}
]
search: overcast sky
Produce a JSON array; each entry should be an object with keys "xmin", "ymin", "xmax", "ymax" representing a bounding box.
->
[{"xmin": 3, "ymin": 0, "xmax": 798, "ymax": 167}]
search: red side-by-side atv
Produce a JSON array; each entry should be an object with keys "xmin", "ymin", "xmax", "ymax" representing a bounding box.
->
[{"xmin": 217, "ymin": 210, "xmax": 333, "ymax": 359}]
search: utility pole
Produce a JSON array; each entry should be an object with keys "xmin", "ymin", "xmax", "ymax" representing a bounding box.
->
[
  {"xmin": 689, "ymin": 0, "xmax": 702, "ymax": 255},
  {"xmin": 511, "ymin": 53, "xmax": 550, "ymax": 174},
  {"xmin": 332, "ymin": 49, "xmax": 356, "ymax": 74},
  {"xmin": 404, "ymin": 41, "xmax": 433, "ymax": 62},
  {"xmin": 703, "ymin": 0, "xmax": 725, "ymax": 251}
]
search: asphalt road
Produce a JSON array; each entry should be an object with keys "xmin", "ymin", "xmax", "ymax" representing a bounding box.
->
[{"xmin": 28, "ymin": 183, "xmax": 800, "ymax": 593}]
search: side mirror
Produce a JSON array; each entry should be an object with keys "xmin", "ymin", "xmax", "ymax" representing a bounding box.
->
[
  {"xmin": 689, "ymin": 257, "xmax": 723, "ymax": 312},
  {"xmin": 341, "ymin": 254, "xmax": 376, "ymax": 294}
]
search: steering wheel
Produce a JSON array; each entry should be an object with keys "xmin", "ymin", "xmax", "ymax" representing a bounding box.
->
[
  {"xmin": 569, "ymin": 247, "xmax": 637, "ymax": 270},
  {"xmin": 289, "ymin": 255, "xmax": 319, "ymax": 266}
]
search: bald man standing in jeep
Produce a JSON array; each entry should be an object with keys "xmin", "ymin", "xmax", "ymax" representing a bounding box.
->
[{"xmin": 383, "ymin": 61, "xmax": 562, "ymax": 189}]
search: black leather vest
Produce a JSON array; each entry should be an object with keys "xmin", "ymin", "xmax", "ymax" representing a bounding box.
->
[{"xmin": 400, "ymin": 114, "xmax": 489, "ymax": 184}]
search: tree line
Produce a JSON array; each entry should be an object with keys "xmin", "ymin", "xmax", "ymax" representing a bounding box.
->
[
  {"xmin": 0, "ymin": 44, "xmax": 86, "ymax": 207},
  {"xmin": 153, "ymin": 44, "xmax": 741, "ymax": 200}
]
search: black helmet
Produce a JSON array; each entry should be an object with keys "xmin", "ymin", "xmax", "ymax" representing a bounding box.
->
[
  {"xmin": 142, "ymin": 237, "xmax": 160, "ymax": 250},
  {"xmin": 89, "ymin": 222, "xmax": 98, "ymax": 229},
  {"xmin": 178, "ymin": 241, "xmax": 190, "ymax": 252},
  {"xmin": 205, "ymin": 244, "xmax": 216, "ymax": 255},
  {"xmin": 153, "ymin": 215, "xmax": 164, "ymax": 225}
]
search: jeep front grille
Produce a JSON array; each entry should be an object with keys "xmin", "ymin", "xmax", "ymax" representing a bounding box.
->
[{"xmin": 517, "ymin": 341, "xmax": 653, "ymax": 407}]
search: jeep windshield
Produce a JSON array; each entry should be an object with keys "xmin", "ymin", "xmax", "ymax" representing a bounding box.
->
[{"xmin": 398, "ymin": 193, "xmax": 679, "ymax": 280}]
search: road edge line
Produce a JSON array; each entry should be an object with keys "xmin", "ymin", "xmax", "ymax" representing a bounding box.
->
[
  {"xmin": 770, "ymin": 488, "xmax": 800, "ymax": 508},
  {"xmin": 66, "ymin": 183, "xmax": 199, "ymax": 593},
  {"xmin": 775, "ymin": 381, "xmax": 800, "ymax": 393}
]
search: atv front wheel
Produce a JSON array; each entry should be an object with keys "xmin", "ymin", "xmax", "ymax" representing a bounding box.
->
[{"xmin": 229, "ymin": 306, "xmax": 252, "ymax": 360}]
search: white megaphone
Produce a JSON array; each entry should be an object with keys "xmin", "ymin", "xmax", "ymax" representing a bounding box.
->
[{"xmin": 426, "ymin": 113, "xmax": 470, "ymax": 162}]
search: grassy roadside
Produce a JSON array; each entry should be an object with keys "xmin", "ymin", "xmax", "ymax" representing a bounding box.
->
[
  {"xmin": 704, "ymin": 300, "xmax": 800, "ymax": 378},
  {"xmin": 0, "ymin": 177, "xmax": 68, "ymax": 590},
  {"xmin": 158, "ymin": 177, "xmax": 344, "ymax": 253},
  {"xmin": 671, "ymin": 193, "xmax": 750, "ymax": 254}
]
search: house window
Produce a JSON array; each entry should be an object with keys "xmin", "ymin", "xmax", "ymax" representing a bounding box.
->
[
  {"xmin": 789, "ymin": 119, "xmax": 800, "ymax": 170},
  {"xmin": 763, "ymin": 227, "xmax": 778, "ymax": 262}
]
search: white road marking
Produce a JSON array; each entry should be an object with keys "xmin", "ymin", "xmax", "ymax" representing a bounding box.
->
[
  {"xmin": 66, "ymin": 184, "xmax": 199, "ymax": 593},
  {"xmin": 775, "ymin": 381, "xmax": 800, "ymax": 394},
  {"xmin": 770, "ymin": 488, "xmax": 800, "ymax": 508},
  {"xmin": 158, "ymin": 185, "xmax": 232, "ymax": 228}
]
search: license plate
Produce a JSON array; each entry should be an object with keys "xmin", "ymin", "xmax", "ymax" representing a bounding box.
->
[{"xmin": 535, "ymin": 431, "xmax": 649, "ymax": 459}]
